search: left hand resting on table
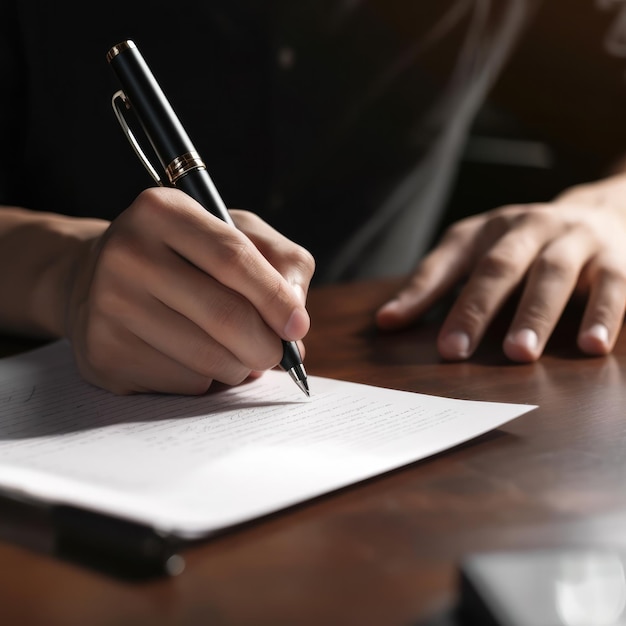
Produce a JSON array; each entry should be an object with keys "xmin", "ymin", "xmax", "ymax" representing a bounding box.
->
[{"xmin": 376, "ymin": 173, "xmax": 626, "ymax": 362}]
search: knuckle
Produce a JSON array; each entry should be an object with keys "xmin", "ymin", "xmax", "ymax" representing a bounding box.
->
[
  {"xmin": 129, "ymin": 188, "xmax": 167, "ymax": 222},
  {"xmin": 514, "ymin": 202, "xmax": 556, "ymax": 223},
  {"xmin": 136, "ymin": 186, "xmax": 163, "ymax": 204},
  {"xmin": 127, "ymin": 187, "xmax": 185, "ymax": 230},
  {"xmin": 443, "ymin": 217, "xmax": 475, "ymax": 241},
  {"xmin": 509, "ymin": 206, "xmax": 553, "ymax": 231},
  {"xmin": 472, "ymin": 206, "xmax": 531, "ymax": 245},
  {"xmin": 598, "ymin": 263, "xmax": 626, "ymax": 285},
  {"xmin": 516, "ymin": 201, "xmax": 549, "ymax": 214},
  {"xmin": 476, "ymin": 250, "xmax": 520, "ymax": 280},
  {"xmin": 488, "ymin": 204, "xmax": 521, "ymax": 220},
  {"xmin": 289, "ymin": 245, "xmax": 316, "ymax": 277},
  {"xmin": 216, "ymin": 230, "xmax": 256, "ymax": 267},
  {"xmin": 518, "ymin": 302, "xmax": 553, "ymax": 327},
  {"xmin": 533, "ymin": 253, "xmax": 571, "ymax": 282},
  {"xmin": 456, "ymin": 298, "xmax": 490, "ymax": 329}
]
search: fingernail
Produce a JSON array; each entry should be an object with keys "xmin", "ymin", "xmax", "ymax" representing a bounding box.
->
[
  {"xmin": 284, "ymin": 307, "xmax": 309, "ymax": 340},
  {"xmin": 440, "ymin": 331, "xmax": 471, "ymax": 359},
  {"xmin": 506, "ymin": 328, "xmax": 539, "ymax": 352},
  {"xmin": 586, "ymin": 323, "xmax": 609, "ymax": 345},
  {"xmin": 579, "ymin": 323, "xmax": 609, "ymax": 353}
]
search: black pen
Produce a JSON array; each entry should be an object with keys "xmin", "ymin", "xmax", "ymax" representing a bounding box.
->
[{"xmin": 106, "ymin": 40, "xmax": 309, "ymax": 397}]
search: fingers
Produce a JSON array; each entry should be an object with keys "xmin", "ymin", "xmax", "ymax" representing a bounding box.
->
[
  {"xmin": 377, "ymin": 178, "xmax": 626, "ymax": 363},
  {"xmin": 86, "ymin": 275, "xmax": 273, "ymax": 385},
  {"xmin": 125, "ymin": 246, "xmax": 285, "ymax": 371},
  {"xmin": 502, "ymin": 226, "xmax": 596, "ymax": 361},
  {"xmin": 138, "ymin": 191, "xmax": 312, "ymax": 342},
  {"xmin": 231, "ymin": 209, "xmax": 315, "ymax": 307},
  {"xmin": 376, "ymin": 217, "xmax": 482, "ymax": 329},
  {"xmin": 74, "ymin": 320, "xmax": 219, "ymax": 395},
  {"xmin": 437, "ymin": 210, "xmax": 558, "ymax": 360},
  {"xmin": 577, "ymin": 258, "xmax": 626, "ymax": 356},
  {"xmin": 435, "ymin": 205, "xmax": 626, "ymax": 363},
  {"xmin": 67, "ymin": 188, "xmax": 315, "ymax": 394}
]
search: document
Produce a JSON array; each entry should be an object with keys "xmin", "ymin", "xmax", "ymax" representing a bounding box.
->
[{"xmin": 0, "ymin": 340, "xmax": 536, "ymax": 538}]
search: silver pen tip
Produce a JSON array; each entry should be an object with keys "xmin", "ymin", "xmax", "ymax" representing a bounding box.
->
[
  {"xmin": 298, "ymin": 380, "xmax": 310, "ymax": 397},
  {"xmin": 288, "ymin": 367, "xmax": 310, "ymax": 397}
]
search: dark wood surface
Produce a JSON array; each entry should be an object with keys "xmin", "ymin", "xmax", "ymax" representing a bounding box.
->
[{"xmin": 1, "ymin": 277, "xmax": 626, "ymax": 626}]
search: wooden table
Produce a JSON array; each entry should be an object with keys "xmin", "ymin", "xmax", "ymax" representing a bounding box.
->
[{"xmin": 1, "ymin": 278, "xmax": 625, "ymax": 625}]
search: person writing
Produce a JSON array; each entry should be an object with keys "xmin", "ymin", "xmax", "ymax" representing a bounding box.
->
[
  {"xmin": 0, "ymin": 1, "xmax": 624, "ymax": 395},
  {"xmin": 0, "ymin": 194, "xmax": 314, "ymax": 395}
]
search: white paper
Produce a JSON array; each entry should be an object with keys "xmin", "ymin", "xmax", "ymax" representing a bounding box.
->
[{"xmin": 0, "ymin": 340, "xmax": 536, "ymax": 538}]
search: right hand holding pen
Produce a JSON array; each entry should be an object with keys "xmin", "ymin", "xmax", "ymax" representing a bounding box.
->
[{"xmin": 66, "ymin": 187, "xmax": 315, "ymax": 395}]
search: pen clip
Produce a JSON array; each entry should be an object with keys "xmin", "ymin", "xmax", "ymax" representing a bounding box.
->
[{"xmin": 111, "ymin": 90, "xmax": 163, "ymax": 186}]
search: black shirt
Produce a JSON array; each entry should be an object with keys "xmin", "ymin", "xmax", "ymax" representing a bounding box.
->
[
  {"xmin": 2, "ymin": 1, "xmax": 626, "ymax": 282},
  {"xmin": 0, "ymin": 1, "xmax": 483, "ymax": 282}
]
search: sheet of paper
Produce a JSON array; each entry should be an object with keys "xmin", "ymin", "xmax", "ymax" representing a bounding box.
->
[{"xmin": 0, "ymin": 340, "xmax": 536, "ymax": 538}]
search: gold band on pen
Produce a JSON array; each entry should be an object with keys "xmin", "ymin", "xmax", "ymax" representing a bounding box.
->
[
  {"xmin": 106, "ymin": 40, "xmax": 136, "ymax": 64},
  {"xmin": 166, "ymin": 151, "xmax": 206, "ymax": 184}
]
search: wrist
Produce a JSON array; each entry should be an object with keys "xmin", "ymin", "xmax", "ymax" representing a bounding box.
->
[{"xmin": 0, "ymin": 208, "xmax": 109, "ymax": 337}]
